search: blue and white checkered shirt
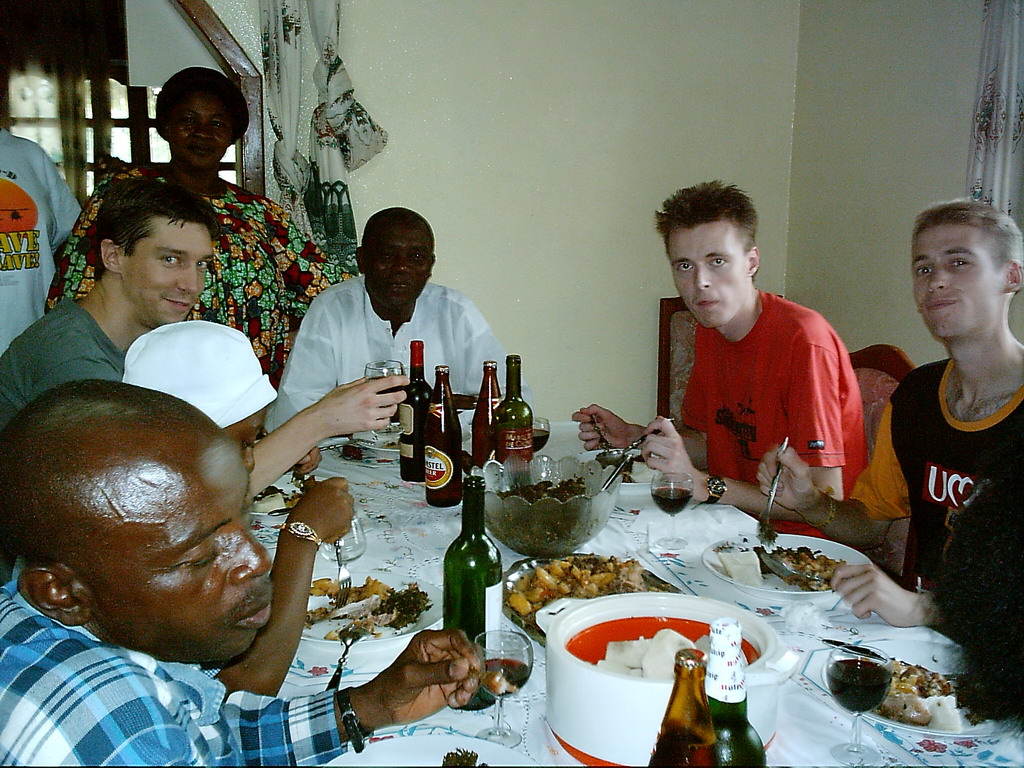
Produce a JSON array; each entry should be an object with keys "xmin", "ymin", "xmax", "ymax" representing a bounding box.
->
[{"xmin": 0, "ymin": 582, "xmax": 346, "ymax": 765}]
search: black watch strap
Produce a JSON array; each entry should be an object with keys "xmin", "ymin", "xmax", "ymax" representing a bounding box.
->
[{"xmin": 335, "ymin": 688, "xmax": 373, "ymax": 753}]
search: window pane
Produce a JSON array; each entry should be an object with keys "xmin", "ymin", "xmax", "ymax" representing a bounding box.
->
[
  {"xmin": 150, "ymin": 128, "xmax": 171, "ymax": 163},
  {"xmin": 9, "ymin": 72, "xmax": 58, "ymax": 119},
  {"xmin": 220, "ymin": 170, "xmax": 237, "ymax": 186},
  {"xmin": 148, "ymin": 87, "xmax": 160, "ymax": 119},
  {"xmin": 110, "ymin": 127, "xmax": 132, "ymax": 162},
  {"xmin": 85, "ymin": 129, "xmax": 94, "ymax": 163},
  {"xmin": 222, "ymin": 143, "xmax": 236, "ymax": 163},
  {"xmin": 109, "ymin": 79, "xmax": 129, "ymax": 120},
  {"xmin": 9, "ymin": 125, "xmax": 64, "ymax": 169}
]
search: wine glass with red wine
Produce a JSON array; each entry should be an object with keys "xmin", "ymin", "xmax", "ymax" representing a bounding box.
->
[
  {"xmin": 364, "ymin": 360, "xmax": 406, "ymax": 441},
  {"xmin": 474, "ymin": 629, "xmax": 534, "ymax": 747},
  {"xmin": 650, "ymin": 469, "xmax": 693, "ymax": 549},
  {"xmin": 824, "ymin": 646, "xmax": 892, "ymax": 765},
  {"xmin": 532, "ymin": 417, "xmax": 551, "ymax": 453}
]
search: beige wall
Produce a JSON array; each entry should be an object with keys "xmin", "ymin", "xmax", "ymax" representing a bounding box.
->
[
  {"xmin": 787, "ymin": 0, "xmax": 985, "ymax": 368},
  {"xmin": 201, "ymin": 1, "xmax": 993, "ymax": 421},
  {"xmin": 206, "ymin": 0, "xmax": 801, "ymax": 424}
]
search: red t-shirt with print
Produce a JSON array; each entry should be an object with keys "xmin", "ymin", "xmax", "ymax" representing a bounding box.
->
[{"xmin": 682, "ymin": 291, "xmax": 867, "ymax": 537}]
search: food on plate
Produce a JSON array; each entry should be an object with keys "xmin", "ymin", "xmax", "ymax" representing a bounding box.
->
[
  {"xmin": 498, "ymin": 477, "xmax": 586, "ymax": 503},
  {"xmin": 621, "ymin": 456, "xmax": 654, "ymax": 484},
  {"xmin": 252, "ymin": 470, "xmax": 311, "ymax": 513},
  {"xmin": 441, "ymin": 749, "xmax": 487, "ymax": 766},
  {"xmin": 754, "ymin": 545, "xmax": 844, "ymax": 591},
  {"xmin": 716, "ymin": 549, "xmax": 764, "ymax": 587},
  {"xmin": 505, "ymin": 554, "xmax": 648, "ymax": 629},
  {"xmin": 597, "ymin": 628, "xmax": 706, "ymax": 680},
  {"xmin": 875, "ymin": 658, "xmax": 967, "ymax": 732},
  {"xmin": 305, "ymin": 576, "xmax": 431, "ymax": 639}
]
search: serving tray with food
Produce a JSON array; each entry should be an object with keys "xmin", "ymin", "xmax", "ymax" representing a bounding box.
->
[
  {"xmin": 304, "ymin": 573, "xmax": 441, "ymax": 644},
  {"xmin": 503, "ymin": 553, "xmax": 680, "ymax": 645},
  {"xmin": 702, "ymin": 534, "xmax": 870, "ymax": 599},
  {"xmin": 804, "ymin": 639, "xmax": 998, "ymax": 737}
]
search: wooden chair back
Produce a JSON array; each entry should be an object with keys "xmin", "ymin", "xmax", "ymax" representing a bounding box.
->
[
  {"xmin": 849, "ymin": 343, "xmax": 915, "ymax": 579},
  {"xmin": 656, "ymin": 297, "xmax": 696, "ymax": 420}
]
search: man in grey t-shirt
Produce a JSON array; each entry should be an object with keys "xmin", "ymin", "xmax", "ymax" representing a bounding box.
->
[{"xmin": 0, "ymin": 178, "xmax": 218, "ymax": 430}]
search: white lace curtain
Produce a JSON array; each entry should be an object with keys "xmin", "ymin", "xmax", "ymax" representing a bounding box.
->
[
  {"xmin": 967, "ymin": 0, "xmax": 1024, "ymax": 219},
  {"xmin": 259, "ymin": 0, "xmax": 387, "ymax": 273}
]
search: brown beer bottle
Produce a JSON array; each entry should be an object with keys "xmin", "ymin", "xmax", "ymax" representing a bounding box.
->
[
  {"xmin": 494, "ymin": 354, "xmax": 532, "ymax": 463},
  {"xmin": 399, "ymin": 340, "xmax": 432, "ymax": 482},
  {"xmin": 424, "ymin": 365, "xmax": 462, "ymax": 506},
  {"xmin": 649, "ymin": 649, "xmax": 717, "ymax": 767},
  {"xmin": 471, "ymin": 360, "xmax": 502, "ymax": 467}
]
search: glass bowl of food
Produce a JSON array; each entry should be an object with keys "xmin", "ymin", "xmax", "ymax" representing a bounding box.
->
[{"xmin": 481, "ymin": 455, "xmax": 623, "ymax": 557}]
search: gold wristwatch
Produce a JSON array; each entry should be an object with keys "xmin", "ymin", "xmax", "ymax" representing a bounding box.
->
[
  {"xmin": 705, "ymin": 475, "xmax": 727, "ymax": 505},
  {"xmin": 284, "ymin": 521, "xmax": 323, "ymax": 546}
]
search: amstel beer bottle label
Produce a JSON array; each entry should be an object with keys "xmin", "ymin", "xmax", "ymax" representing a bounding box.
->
[{"xmin": 424, "ymin": 445, "xmax": 454, "ymax": 488}]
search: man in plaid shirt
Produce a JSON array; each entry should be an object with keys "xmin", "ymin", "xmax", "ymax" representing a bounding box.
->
[{"xmin": 0, "ymin": 380, "xmax": 482, "ymax": 766}]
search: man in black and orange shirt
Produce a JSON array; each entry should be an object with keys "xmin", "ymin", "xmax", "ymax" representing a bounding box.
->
[{"xmin": 760, "ymin": 199, "xmax": 1024, "ymax": 627}]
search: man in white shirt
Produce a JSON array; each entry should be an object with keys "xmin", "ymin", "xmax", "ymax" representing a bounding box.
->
[{"xmin": 270, "ymin": 207, "xmax": 525, "ymax": 428}]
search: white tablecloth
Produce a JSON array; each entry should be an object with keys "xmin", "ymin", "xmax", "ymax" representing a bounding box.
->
[{"xmin": 258, "ymin": 423, "xmax": 1023, "ymax": 767}]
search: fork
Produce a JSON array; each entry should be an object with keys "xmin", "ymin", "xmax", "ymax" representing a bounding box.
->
[
  {"xmin": 758, "ymin": 436, "xmax": 789, "ymax": 546},
  {"xmin": 335, "ymin": 541, "xmax": 352, "ymax": 606},
  {"xmin": 324, "ymin": 625, "xmax": 369, "ymax": 690}
]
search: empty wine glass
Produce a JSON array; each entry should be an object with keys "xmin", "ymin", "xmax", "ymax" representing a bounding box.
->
[
  {"xmin": 364, "ymin": 360, "xmax": 406, "ymax": 441},
  {"xmin": 475, "ymin": 629, "xmax": 534, "ymax": 748},
  {"xmin": 650, "ymin": 469, "xmax": 693, "ymax": 549},
  {"xmin": 825, "ymin": 645, "xmax": 892, "ymax": 765},
  {"xmin": 321, "ymin": 516, "xmax": 367, "ymax": 600}
]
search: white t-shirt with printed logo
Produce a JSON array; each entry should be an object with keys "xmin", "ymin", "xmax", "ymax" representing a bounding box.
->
[{"xmin": 0, "ymin": 129, "xmax": 80, "ymax": 354}]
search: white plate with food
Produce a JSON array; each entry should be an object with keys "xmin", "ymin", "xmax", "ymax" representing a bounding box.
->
[
  {"xmin": 327, "ymin": 733, "xmax": 536, "ymax": 766},
  {"xmin": 304, "ymin": 573, "xmax": 441, "ymax": 644},
  {"xmin": 352, "ymin": 430, "xmax": 402, "ymax": 452},
  {"xmin": 806, "ymin": 639, "xmax": 998, "ymax": 737},
  {"xmin": 251, "ymin": 472, "xmax": 309, "ymax": 515},
  {"xmin": 702, "ymin": 534, "xmax": 870, "ymax": 598}
]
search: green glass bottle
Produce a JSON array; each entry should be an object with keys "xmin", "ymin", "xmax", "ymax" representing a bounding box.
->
[
  {"xmin": 494, "ymin": 354, "xmax": 532, "ymax": 463},
  {"xmin": 442, "ymin": 474, "xmax": 502, "ymax": 710},
  {"xmin": 705, "ymin": 618, "xmax": 766, "ymax": 767}
]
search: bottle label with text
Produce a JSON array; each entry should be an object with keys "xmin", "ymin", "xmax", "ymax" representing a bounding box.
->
[
  {"xmin": 399, "ymin": 403, "xmax": 414, "ymax": 434},
  {"xmin": 497, "ymin": 427, "xmax": 532, "ymax": 461},
  {"xmin": 485, "ymin": 582, "xmax": 502, "ymax": 634},
  {"xmin": 424, "ymin": 446, "xmax": 455, "ymax": 489}
]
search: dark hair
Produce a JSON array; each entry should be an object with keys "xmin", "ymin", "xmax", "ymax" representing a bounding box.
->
[
  {"xmin": 95, "ymin": 177, "xmax": 219, "ymax": 266},
  {"xmin": 362, "ymin": 207, "xmax": 433, "ymax": 246},
  {"xmin": 0, "ymin": 380, "xmax": 225, "ymax": 565},
  {"xmin": 155, "ymin": 66, "xmax": 249, "ymax": 143},
  {"xmin": 935, "ymin": 432, "xmax": 1024, "ymax": 731},
  {"xmin": 654, "ymin": 180, "xmax": 758, "ymax": 250},
  {"xmin": 913, "ymin": 198, "xmax": 1023, "ymax": 266}
]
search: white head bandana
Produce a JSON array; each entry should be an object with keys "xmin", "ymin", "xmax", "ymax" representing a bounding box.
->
[{"xmin": 124, "ymin": 321, "xmax": 278, "ymax": 428}]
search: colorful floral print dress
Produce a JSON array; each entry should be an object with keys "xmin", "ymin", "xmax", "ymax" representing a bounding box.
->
[{"xmin": 48, "ymin": 167, "xmax": 352, "ymax": 386}]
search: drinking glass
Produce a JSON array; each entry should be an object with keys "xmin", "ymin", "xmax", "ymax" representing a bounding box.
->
[
  {"xmin": 825, "ymin": 646, "xmax": 892, "ymax": 765},
  {"xmin": 333, "ymin": 515, "xmax": 367, "ymax": 565},
  {"xmin": 531, "ymin": 417, "xmax": 551, "ymax": 453},
  {"xmin": 650, "ymin": 469, "xmax": 693, "ymax": 549},
  {"xmin": 474, "ymin": 629, "xmax": 534, "ymax": 748},
  {"xmin": 364, "ymin": 360, "xmax": 406, "ymax": 439}
]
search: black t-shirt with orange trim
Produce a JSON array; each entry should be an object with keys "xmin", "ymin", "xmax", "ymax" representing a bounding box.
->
[{"xmin": 851, "ymin": 359, "xmax": 1024, "ymax": 582}]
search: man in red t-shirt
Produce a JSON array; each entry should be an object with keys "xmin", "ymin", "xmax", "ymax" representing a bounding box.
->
[{"xmin": 574, "ymin": 181, "xmax": 866, "ymax": 537}]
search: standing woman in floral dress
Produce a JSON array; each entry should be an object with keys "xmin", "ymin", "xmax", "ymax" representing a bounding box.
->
[{"xmin": 48, "ymin": 67, "xmax": 351, "ymax": 386}]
